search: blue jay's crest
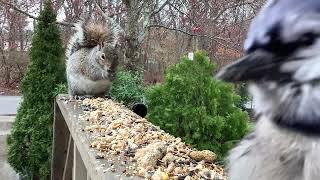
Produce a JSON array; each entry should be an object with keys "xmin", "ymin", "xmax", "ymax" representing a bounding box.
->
[
  {"xmin": 216, "ymin": 0, "xmax": 320, "ymax": 135},
  {"xmin": 245, "ymin": 0, "xmax": 320, "ymax": 54}
]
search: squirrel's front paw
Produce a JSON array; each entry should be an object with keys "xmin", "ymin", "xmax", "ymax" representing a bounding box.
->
[
  {"xmin": 74, "ymin": 95, "xmax": 94, "ymax": 100},
  {"xmin": 104, "ymin": 94, "xmax": 115, "ymax": 100}
]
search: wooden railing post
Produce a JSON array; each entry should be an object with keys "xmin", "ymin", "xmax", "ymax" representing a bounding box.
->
[
  {"xmin": 52, "ymin": 100, "xmax": 72, "ymax": 180},
  {"xmin": 62, "ymin": 135, "xmax": 74, "ymax": 180},
  {"xmin": 73, "ymin": 144, "xmax": 87, "ymax": 180}
]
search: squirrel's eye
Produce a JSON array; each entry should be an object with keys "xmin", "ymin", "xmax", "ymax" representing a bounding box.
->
[{"xmin": 101, "ymin": 53, "xmax": 106, "ymax": 60}]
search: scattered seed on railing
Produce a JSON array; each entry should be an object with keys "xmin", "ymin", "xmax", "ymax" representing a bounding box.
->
[{"xmin": 71, "ymin": 97, "xmax": 227, "ymax": 180}]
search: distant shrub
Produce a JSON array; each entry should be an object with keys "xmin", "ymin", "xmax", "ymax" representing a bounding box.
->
[
  {"xmin": 146, "ymin": 52, "xmax": 250, "ymax": 158},
  {"xmin": 110, "ymin": 68, "xmax": 145, "ymax": 106},
  {"xmin": 235, "ymin": 83, "xmax": 251, "ymax": 110},
  {"xmin": 53, "ymin": 83, "xmax": 68, "ymax": 96}
]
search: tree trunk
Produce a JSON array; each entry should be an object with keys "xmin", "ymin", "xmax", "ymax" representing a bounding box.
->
[{"xmin": 123, "ymin": 0, "xmax": 142, "ymax": 71}]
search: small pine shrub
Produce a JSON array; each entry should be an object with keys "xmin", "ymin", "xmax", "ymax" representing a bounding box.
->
[
  {"xmin": 110, "ymin": 68, "xmax": 145, "ymax": 106},
  {"xmin": 235, "ymin": 83, "xmax": 251, "ymax": 110},
  {"xmin": 7, "ymin": 1, "xmax": 66, "ymax": 179},
  {"xmin": 146, "ymin": 52, "xmax": 250, "ymax": 158}
]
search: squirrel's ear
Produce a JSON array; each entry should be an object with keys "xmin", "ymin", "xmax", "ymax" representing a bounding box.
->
[
  {"xmin": 82, "ymin": 23, "xmax": 88, "ymax": 39},
  {"xmin": 98, "ymin": 42, "xmax": 105, "ymax": 50},
  {"xmin": 98, "ymin": 44, "xmax": 102, "ymax": 50}
]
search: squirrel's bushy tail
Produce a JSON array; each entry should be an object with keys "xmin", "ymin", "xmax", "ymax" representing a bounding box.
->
[{"xmin": 66, "ymin": 19, "xmax": 120, "ymax": 58}]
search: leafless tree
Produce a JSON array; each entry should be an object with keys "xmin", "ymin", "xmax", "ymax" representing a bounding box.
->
[{"xmin": 0, "ymin": 0, "xmax": 265, "ymax": 86}]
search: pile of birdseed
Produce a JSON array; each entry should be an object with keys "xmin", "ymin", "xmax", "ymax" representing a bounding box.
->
[{"xmin": 79, "ymin": 97, "xmax": 227, "ymax": 180}]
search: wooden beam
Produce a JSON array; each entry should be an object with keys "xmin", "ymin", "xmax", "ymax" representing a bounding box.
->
[
  {"xmin": 51, "ymin": 100, "xmax": 71, "ymax": 180},
  {"xmin": 62, "ymin": 135, "xmax": 74, "ymax": 180},
  {"xmin": 73, "ymin": 145, "xmax": 87, "ymax": 180}
]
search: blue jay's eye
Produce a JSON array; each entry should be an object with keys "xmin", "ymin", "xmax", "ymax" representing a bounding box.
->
[{"xmin": 298, "ymin": 32, "xmax": 316, "ymax": 46}]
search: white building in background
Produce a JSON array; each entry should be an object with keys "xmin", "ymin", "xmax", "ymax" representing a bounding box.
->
[{"xmin": 188, "ymin": 52, "xmax": 194, "ymax": 60}]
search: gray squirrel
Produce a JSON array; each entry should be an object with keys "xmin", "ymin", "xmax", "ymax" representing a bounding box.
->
[{"xmin": 66, "ymin": 19, "xmax": 119, "ymax": 96}]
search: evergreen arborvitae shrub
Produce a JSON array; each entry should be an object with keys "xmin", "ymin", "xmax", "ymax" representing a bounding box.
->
[
  {"xmin": 146, "ymin": 52, "xmax": 249, "ymax": 158},
  {"xmin": 235, "ymin": 83, "xmax": 251, "ymax": 111},
  {"xmin": 7, "ymin": 1, "xmax": 66, "ymax": 179},
  {"xmin": 110, "ymin": 68, "xmax": 145, "ymax": 106}
]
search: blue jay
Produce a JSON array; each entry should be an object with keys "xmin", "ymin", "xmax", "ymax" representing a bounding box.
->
[{"xmin": 216, "ymin": 0, "xmax": 320, "ymax": 179}]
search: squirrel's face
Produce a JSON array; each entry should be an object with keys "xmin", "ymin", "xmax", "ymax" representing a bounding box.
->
[{"xmin": 95, "ymin": 45, "xmax": 118, "ymax": 80}]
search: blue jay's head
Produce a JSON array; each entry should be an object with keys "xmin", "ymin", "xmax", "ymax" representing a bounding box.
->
[
  {"xmin": 217, "ymin": 0, "xmax": 320, "ymax": 136},
  {"xmin": 217, "ymin": 0, "xmax": 320, "ymax": 84}
]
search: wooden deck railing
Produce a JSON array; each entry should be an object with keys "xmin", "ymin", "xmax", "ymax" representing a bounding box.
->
[{"xmin": 51, "ymin": 95, "xmax": 141, "ymax": 180}]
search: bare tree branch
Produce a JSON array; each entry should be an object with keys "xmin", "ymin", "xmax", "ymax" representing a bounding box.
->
[
  {"xmin": 148, "ymin": 24, "xmax": 228, "ymax": 41},
  {"xmin": 95, "ymin": 0, "xmax": 112, "ymax": 20},
  {"xmin": 0, "ymin": 0, "xmax": 74, "ymax": 27},
  {"xmin": 212, "ymin": 2, "xmax": 254, "ymax": 22},
  {"xmin": 0, "ymin": 0, "xmax": 38, "ymax": 19},
  {"xmin": 148, "ymin": 24, "xmax": 242, "ymax": 53},
  {"xmin": 150, "ymin": 0, "xmax": 171, "ymax": 17}
]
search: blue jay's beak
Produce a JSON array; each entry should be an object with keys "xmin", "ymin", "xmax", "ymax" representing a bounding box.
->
[{"xmin": 215, "ymin": 50, "xmax": 283, "ymax": 82}]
